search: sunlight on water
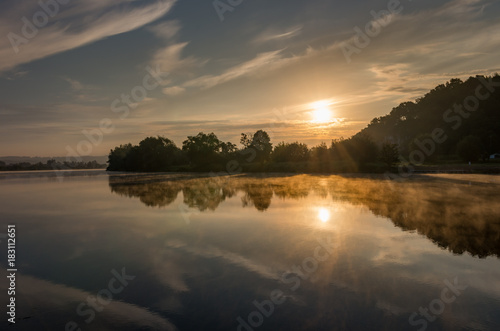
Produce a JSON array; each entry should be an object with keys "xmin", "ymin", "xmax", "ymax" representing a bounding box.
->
[{"xmin": 317, "ymin": 207, "xmax": 330, "ymax": 223}]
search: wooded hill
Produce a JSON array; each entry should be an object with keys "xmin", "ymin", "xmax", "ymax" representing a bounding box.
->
[{"xmin": 357, "ymin": 75, "xmax": 500, "ymax": 162}]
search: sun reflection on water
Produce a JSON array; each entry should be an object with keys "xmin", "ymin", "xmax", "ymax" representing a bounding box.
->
[{"xmin": 318, "ymin": 208, "xmax": 331, "ymax": 223}]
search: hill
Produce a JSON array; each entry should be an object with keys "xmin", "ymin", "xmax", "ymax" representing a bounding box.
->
[{"xmin": 356, "ymin": 75, "xmax": 500, "ymax": 163}]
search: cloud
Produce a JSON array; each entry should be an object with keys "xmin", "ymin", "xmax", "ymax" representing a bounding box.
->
[
  {"xmin": 60, "ymin": 77, "xmax": 106, "ymax": 102},
  {"xmin": 147, "ymin": 26, "xmax": 302, "ymax": 96},
  {"xmin": 163, "ymin": 86, "xmax": 186, "ymax": 96},
  {"xmin": 155, "ymin": 48, "xmax": 302, "ymax": 96},
  {"xmin": 148, "ymin": 20, "xmax": 182, "ymax": 41},
  {"xmin": 253, "ymin": 25, "xmax": 303, "ymax": 44},
  {"xmin": 0, "ymin": 0, "xmax": 176, "ymax": 73},
  {"xmin": 151, "ymin": 42, "xmax": 202, "ymax": 75},
  {"xmin": 5, "ymin": 69, "xmax": 29, "ymax": 80},
  {"xmin": 147, "ymin": 20, "xmax": 206, "ymax": 80},
  {"xmin": 183, "ymin": 50, "xmax": 288, "ymax": 89},
  {"xmin": 346, "ymin": 0, "xmax": 500, "ymax": 69},
  {"xmin": 146, "ymin": 20, "xmax": 207, "ymax": 93},
  {"xmin": 164, "ymin": 240, "xmax": 285, "ymax": 281},
  {"xmin": 63, "ymin": 77, "xmax": 84, "ymax": 91}
]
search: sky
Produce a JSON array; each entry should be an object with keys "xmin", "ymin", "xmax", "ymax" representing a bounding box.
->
[{"xmin": 1, "ymin": 0, "xmax": 500, "ymax": 157}]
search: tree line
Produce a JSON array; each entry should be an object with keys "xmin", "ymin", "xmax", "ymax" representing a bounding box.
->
[
  {"xmin": 0, "ymin": 159, "xmax": 106, "ymax": 171},
  {"xmin": 107, "ymin": 75, "xmax": 500, "ymax": 173},
  {"xmin": 107, "ymin": 129, "xmax": 396, "ymax": 173}
]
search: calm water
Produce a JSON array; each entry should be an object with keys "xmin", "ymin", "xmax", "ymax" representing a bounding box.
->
[{"xmin": 1, "ymin": 171, "xmax": 499, "ymax": 331}]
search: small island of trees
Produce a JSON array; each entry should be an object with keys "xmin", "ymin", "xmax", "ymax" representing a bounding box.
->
[{"xmin": 107, "ymin": 129, "xmax": 388, "ymax": 173}]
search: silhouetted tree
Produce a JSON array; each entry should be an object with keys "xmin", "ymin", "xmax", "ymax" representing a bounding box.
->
[
  {"xmin": 240, "ymin": 133, "xmax": 252, "ymax": 149},
  {"xmin": 220, "ymin": 141, "xmax": 238, "ymax": 157},
  {"xmin": 272, "ymin": 142, "xmax": 309, "ymax": 163},
  {"xmin": 182, "ymin": 132, "xmax": 223, "ymax": 168},
  {"xmin": 136, "ymin": 136, "xmax": 180, "ymax": 171},
  {"xmin": 107, "ymin": 137, "xmax": 182, "ymax": 172},
  {"xmin": 107, "ymin": 144, "xmax": 133, "ymax": 171},
  {"xmin": 250, "ymin": 130, "xmax": 273, "ymax": 162}
]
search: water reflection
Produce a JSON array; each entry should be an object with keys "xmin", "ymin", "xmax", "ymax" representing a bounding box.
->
[
  {"xmin": 109, "ymin": 174, "xmax": 500, "ymax": 258},
  {"xmin": 317, "ymin": 208, "xmax": 331, "ymax": 223},
  {"xmin": 1, "ymin": 172, "xmax": 499, "ymax": 330}
]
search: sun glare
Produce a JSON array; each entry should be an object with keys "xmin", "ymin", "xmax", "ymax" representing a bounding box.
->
[
  {"xmin": 311, "ymin": 100, "xmax": 333, "ymax": 123},
  {"xmin": 318, "ymin": 208, "xmax": 331, "ymax": 223}
]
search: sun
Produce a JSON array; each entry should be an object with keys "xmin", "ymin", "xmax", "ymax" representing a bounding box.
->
[{"xmin": 311, "ymin": 100, "xmax": 332, "ymax": 123}]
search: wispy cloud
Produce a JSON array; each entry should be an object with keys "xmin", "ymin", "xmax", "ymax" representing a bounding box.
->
[
  {"xmin": 151, "ymin": 42, "xmax": 202, "ymax": 75},
  {"xmin": 163, "ymin": 86, "xmax": 186, "ymax": 96},
  {"xmin": 253, "ymin": 25, "xmax": 303, "ymax": 43},
  {"xmin": 147, "ymin": 20, "xmax": 206, "ymax": 92},
  {"xmin": 5, "ymin": 70, "xmax": 29, "ymax": 80},
  {"xmin": 63, "ymin": 77, "xmax": 84, "ymax": 91},
  {"xmin": 148, "ymin": 20, "xmax": 182, "ymax": 41},
  {"xmin": 0, "ymin": 0, "xmax": 176, "ymax": 73},
  {"xmin": 183, "ymin": 50, "xmax": 288, "ymax": 89},
  {"xmin": 164, "ymin": 240, "xmax": 285, "ymax": 281},
  {"xmin": 61, "ymin": 77, "xmax": 105, "ymax": 102}
]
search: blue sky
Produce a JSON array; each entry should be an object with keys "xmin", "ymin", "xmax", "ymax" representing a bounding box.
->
[{"xmin": 1, "ymin": 0, "xmax": 500, "ymax": 156}]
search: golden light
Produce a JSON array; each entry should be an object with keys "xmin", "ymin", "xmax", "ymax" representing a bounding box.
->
[
  {"xmin": 318, "ymin": 208, "xmax": 331, "ymax": 223},
  {"xmin": 311, "ymin": 100, "xmax": 333, "ymax": 123}
]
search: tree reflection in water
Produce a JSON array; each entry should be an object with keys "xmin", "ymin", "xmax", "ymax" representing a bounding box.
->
[{"xmin": 109, "ymin": 174, "xmax": 500, "ymax": 258}]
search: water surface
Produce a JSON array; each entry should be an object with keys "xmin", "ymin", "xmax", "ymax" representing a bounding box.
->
[{"xmin": 1, "ymin": 171, "xmax": 499, "ymax": 330}]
